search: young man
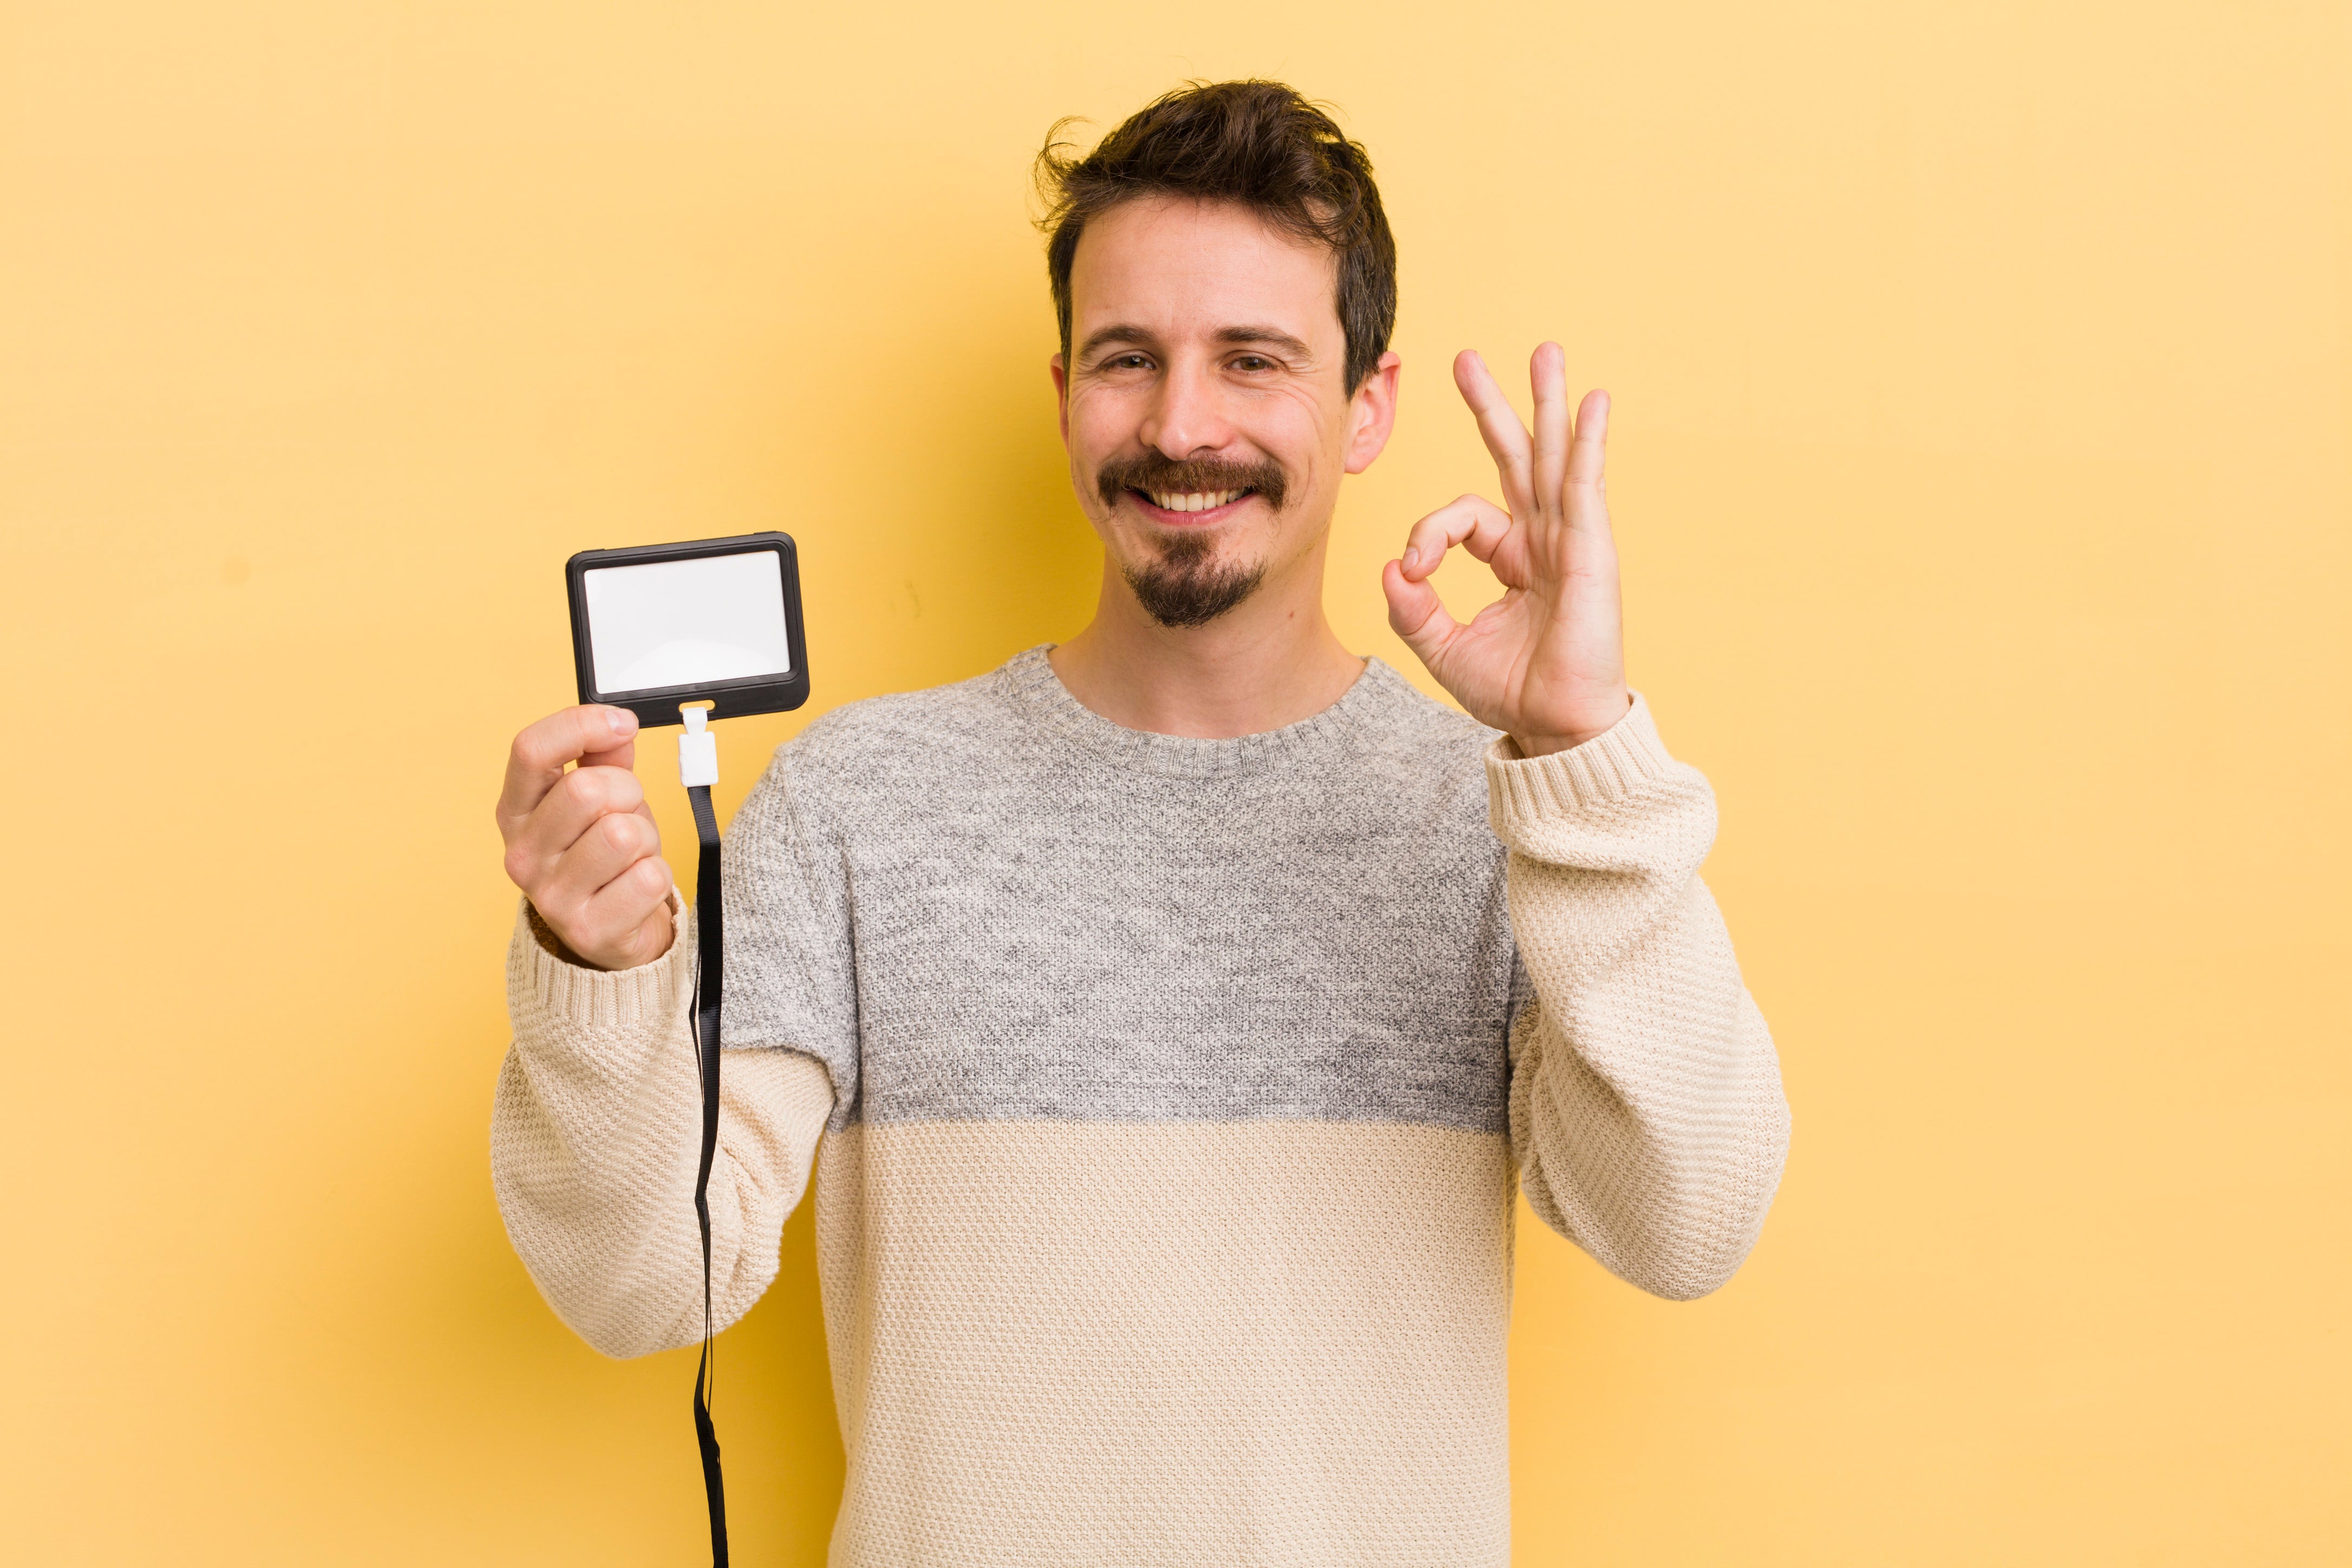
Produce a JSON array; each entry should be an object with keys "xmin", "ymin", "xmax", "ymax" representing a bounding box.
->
[{"xmin": 493, "ymin": 80, "xmax": 1788, "ymax": 1564}]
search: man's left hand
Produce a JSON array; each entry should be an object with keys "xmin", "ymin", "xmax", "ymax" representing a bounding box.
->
[{"xmin": 1382, "ymin": 343, "xmax": 1631, "ymax": 757}]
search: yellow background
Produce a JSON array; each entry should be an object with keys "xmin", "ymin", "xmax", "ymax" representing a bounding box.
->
[{"xmin": 4, "ymin": 2, "xmax": 2346, "ymax": 1562}]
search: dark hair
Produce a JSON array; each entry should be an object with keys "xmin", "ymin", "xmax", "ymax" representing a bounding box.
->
[{"xmin": 1036, "ymin": 80, "xmax": 1397, "ymax": 393}]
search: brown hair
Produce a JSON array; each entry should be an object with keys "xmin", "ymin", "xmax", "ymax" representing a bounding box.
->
[{"xmin": 1036, "ymin": 80, "xmax": 1397, "ymax": 392}]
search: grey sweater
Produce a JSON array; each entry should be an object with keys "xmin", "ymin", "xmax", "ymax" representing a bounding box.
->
[{"xmin": 492, "ymin": 646, "xmax": 1790, "ymax": 1566}]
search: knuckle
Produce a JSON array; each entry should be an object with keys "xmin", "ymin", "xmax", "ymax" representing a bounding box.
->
[
  {"xmin": 540, "ymin": 894, "xmax": 589, "ymax": 936},
  {"xmin": 562, "ymin": 768, "xmax": 607, "ymax": 812},
  {"xmin": 502, "ymin": 845, "xmax": 533, "ymax": 887},
  {"xmin": 543, "ymin": 911, "xmax": 583, "ymax": 952},
  {"xmin": 621, "ymin": 913, "xmax": 669, "ymax": 968}
]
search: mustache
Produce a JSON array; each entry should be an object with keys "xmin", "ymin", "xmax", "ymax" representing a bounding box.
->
[{"xmin": 1095, "ymin": 452, "xmax": 1288, "ymax": 513}]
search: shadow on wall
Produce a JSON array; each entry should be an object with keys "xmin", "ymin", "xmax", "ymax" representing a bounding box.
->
[{"xmin": 748, "ymin": 220, "xmax": 1105, "ymax": 707}]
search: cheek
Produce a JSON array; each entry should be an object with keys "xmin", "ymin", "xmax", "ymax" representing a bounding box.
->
[
  {"xmin": 1065, "ymin": 387, "xmax": 1138, "ymax": 458},
  {"xmin": 1061, "ymin": 394, "xmax": 1132, "ymax": 522},
  {"xmin": 1248, "ymin": 388, "xmax": 1345, "ymax": 492}
]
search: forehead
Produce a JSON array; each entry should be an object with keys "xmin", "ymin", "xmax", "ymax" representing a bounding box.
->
[{"xmin": 1068, "ymin": 197, "xmax": 1340, "ymax": 345}]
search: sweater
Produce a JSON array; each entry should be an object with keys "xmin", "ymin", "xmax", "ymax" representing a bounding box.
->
[{"xmin": 491, "ymin": 646, "xmax": 1790, "ymax": 1566}]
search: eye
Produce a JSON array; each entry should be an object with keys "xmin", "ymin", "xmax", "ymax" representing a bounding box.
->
[
  {"xmin": 1230, "ymin": 354, "xmax": 1276, "ymax": 373},
  {"xmin": 1101, "ymin": 352, "xmax": 1154, "ymax": 371}
]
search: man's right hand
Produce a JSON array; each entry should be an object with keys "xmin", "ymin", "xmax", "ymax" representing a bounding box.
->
[{"xmin": 496, "ymin": 705, "xmax": 676, "ymax": 971}]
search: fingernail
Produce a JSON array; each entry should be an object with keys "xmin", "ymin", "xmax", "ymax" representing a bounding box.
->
[
  {"xmin": 1403, "ymin": 546, "xmax": 1420, "ymax": 571},
  {"xmin": 607, "ymin": 708, "xmax": 638, "ymax": 736}
]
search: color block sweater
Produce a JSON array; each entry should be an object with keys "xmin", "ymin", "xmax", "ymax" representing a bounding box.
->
[{"xmin": 491, "ymin": 647, "xmax": 1789, "ymax": 1566}]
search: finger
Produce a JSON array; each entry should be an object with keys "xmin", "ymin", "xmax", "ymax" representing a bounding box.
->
[
  {"xmin": 498, "ymin": 705, "xmax": 640, "ymax": 832},
  {"xmin": 504, "ymin": 764, "xmax": 654, "ymax": 888},
  {"xmin": 1400, "ymin": 494, "xmax": 1514, "ymax": 582},
  {"xmin": 1382, "ymin": 557, "xmax": 1461, "ymax": 668},
  {"xmin": 1453, "ymin": 350, "xmax": 1535, "ymax": 513},
  {"xmin": 1568, "ymin": 388, "xmax": 1610, "ymax": 486},
  {"xmin": 569, "ymin": 858, "xmax": 678, "ymax": 967},
  {"xmin": 1530, "ymin": 343, "xmax": 1571, "ymax": 504},
  {"xmin": 1566, "ymin": 388, "xmax": 1612, "ymax": 531},
  {"xmin": 532, "ymin": 809, "xmax": 670, "ymax": 921},
  {"xmin": 585, "ymin": 897, "xmax": 678, "ymax": 972},
  {"xmin": 538, "ymin": 855, "xmax": 676, "ymax": 971}
]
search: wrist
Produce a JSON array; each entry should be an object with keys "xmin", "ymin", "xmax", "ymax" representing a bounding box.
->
[
  {"xmin": 525, "ymin": 899, "xmax": 676, "ymax": 971},
  {"xmin": 524, "ymin": 901, "xmax": 600, "ymax": 968},
  {"xmin": 1509, "ymin": 691, "xmax": 1633, "ymax": 757}
]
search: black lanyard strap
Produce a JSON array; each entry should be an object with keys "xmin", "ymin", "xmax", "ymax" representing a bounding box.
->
[{"xmin": 685, "ymin": 782, "xmax": 728, "ymax": 1566}]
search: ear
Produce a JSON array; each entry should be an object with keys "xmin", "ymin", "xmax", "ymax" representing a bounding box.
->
[
  {"xmin": 1050, "ymin": 353, "xmax": 1069, "ymax": 448},
  {"xmin": 1342, "ymin": 351, "xmax": 1402, "ymax": 475}
]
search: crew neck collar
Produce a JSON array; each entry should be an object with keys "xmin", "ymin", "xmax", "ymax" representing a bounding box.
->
[{"xmin": 997, "ymin": 644, "xmax": 1410, "ymax": 779}]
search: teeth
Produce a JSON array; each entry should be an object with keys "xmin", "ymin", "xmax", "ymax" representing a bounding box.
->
[{"xmin": 1146, "ymin": 489, "xmax": 1241, "ymax": 512}]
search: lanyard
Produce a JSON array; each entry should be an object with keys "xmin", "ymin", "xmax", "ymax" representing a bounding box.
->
[{"xmin": 683, "ymin": 713, "xmax": 729, "ymax": 1565}]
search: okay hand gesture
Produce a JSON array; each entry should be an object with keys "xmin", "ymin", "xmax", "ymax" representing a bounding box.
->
[{"xmin": 1382, "ymin": 344, "xmax": 1631, "ymax": 756}]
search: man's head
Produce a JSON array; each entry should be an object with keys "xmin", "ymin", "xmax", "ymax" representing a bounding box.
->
[{"xmin": 1038, "ymin": 81, "xmax": 1401, "ymax": 629}]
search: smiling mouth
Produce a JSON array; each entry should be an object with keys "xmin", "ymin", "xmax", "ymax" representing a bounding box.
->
[
  {"xmin": 1098, "ymin": 453, "xmax": 1285, "ymax": 517},
  {"xmin": 1132, "ymin": 487, "xmax": 1255, "ymax": 515}
]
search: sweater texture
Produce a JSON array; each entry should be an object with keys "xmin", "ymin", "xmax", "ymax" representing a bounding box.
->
[{"xmin": 492, "ymin": 646, "xmax": 1790, "ymax": 1566}]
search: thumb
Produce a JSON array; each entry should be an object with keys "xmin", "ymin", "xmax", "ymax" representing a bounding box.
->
[{"xmin": 1382, "ymin": 558, "xmax": 1458, "ymax": 669}]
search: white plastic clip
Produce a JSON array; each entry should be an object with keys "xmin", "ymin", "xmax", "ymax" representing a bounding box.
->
[{"xmin": 677, "ymin": 705, "xmax": 718, "ymax": 788}]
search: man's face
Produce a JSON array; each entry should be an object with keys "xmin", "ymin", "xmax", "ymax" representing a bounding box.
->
[{"xmin": 1053, "ymin": 197, "xmax": 1393, "ymax": 628}]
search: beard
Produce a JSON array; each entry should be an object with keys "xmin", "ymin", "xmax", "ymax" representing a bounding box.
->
[
  {"xmin": 1094, "ymin": 450, "xmax": 1288, "ymax": 630},
  {"xmin": 1123, "ymin": 531, "xmax": 1265, "ymax": 629}
]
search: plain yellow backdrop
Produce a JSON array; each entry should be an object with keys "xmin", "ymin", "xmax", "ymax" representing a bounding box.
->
[{"xmin": 3, "ymin": 2, "xmax": 2346, "ymax": 1562}]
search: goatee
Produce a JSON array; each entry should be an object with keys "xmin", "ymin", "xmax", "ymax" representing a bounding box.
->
[
  {"xmin": 1095, "ymin": 450, "xmax": 1286, "ymax": 630},
  {"xmin": 1123, "ymin": 533, "xmax": 1266, "ymax": 629}
]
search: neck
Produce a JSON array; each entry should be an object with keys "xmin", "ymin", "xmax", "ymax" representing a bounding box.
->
[{"xmin": 1048, "ymin": 537, "xmax": 1364, "ymax": 740}]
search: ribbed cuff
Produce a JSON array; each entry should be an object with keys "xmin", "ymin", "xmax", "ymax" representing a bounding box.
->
[
  {"xmin": 507, "ymin": 894, "xmax": 691, "ymax": 1029},
  {"xmin": 1484, "ymin": 692, "xmax": 1676, "ymax": 824}
]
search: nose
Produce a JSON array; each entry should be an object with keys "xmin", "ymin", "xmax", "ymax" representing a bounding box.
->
[{"xmin": 1138, "ymin": 356, "xmax": 1235, "ymax": 460}]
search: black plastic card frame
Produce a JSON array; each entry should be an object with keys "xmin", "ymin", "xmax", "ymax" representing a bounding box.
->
[{"xmin": 566, "ymin": 532, "xmax": 810, "ymax": 729}]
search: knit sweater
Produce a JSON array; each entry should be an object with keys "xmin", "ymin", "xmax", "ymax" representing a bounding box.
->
[{"xmin": 491, "ymin": 646, "xmax": 1789, "ymax": 1566}]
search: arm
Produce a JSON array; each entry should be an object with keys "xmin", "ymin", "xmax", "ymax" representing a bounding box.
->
[
  {"xmin": 487, "ymin": 705, "xmax": 836, "ymax": 1357},
  {"xmin": 1384, "ymin": 345, "xmax": 1787, "ymax": 1296},
  {"xmin": 1487, "ymin": 702, "xmax": 1788, "ymax": 1298},
  {"xmin": 491, "ymin": 901, "xmax": 833, "ymax": 1358}
]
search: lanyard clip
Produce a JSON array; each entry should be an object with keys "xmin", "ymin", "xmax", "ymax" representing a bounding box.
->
[{"xmin": 678, "ymin": 704, "xmax": 718, "ymax": 788}]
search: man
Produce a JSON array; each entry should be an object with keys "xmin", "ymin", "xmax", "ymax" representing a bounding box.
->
[{"xmin": 493, "ymin": 80, "xmax": 1788, "ymax": 1564}]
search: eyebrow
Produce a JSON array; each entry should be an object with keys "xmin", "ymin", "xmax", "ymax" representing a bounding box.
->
[
  {"xmin": 1216, "ymin": 325, "xmax": 1314, "ymax": 357},
  {"xmin": 1075, "ymin": 324, "xmax": 1157, "ymax": 360},
  {"xmin": 1075, "ymin": 324, "xmax": 1316, "ymax": 361}
]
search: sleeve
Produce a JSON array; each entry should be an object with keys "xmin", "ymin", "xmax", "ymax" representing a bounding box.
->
[
  {"xmin": 718, "ymin": 742, "xmax": 863, "ymax": 1122},
  {"xmin": 1487, "ymin": 694, "xmax": 1791, "ymax": 1301},
  {"xmin": 489, "ymin": 897, "xmax": 835, "ymax": 1358}
]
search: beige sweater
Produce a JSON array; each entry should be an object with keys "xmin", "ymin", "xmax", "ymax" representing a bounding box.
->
[{"xmin": 492, "ymin": 652, "xmax": 1789, "ymax": 1565}]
